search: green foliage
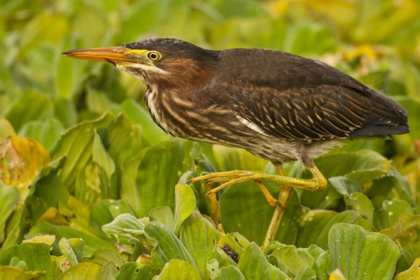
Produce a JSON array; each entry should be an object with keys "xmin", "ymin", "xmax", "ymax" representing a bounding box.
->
[{"xmin": 1, "ymin": 0, "xmax": 420, "ymax": 279}]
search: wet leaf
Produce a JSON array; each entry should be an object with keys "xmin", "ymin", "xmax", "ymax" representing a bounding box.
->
[
  {"xmin": 297, "ymin": 210, "xmax": 338, "ymax": 248},
  {"xmin": 237, "ymin": 243, "xmax": 289, "ymax": 280},
  {"xmin": 213, "ymin": 265, "xmax": 245, "ymax": 280},
  {"xmin": 59, "ymin": 238, "xmax": 83, "ymax": 266},
  {"xmin": 144, "ymin": 222, "xmax": 198, "ymax": 272},
  {"xmin": 102, "ymin": 213, "xmax": 145, "ymax": 245},
  {"xmin": 149, "ymin": 207, "xmax": 174, "ymax": 230},
  {"xmin": 316, "ymin": 210, "xmax": 371, "ymax": 250},
  {"xmin": 174, "ymin": 184, "xmax": 196, "ymax": 234},
  {"xmin": 180, "ymin": 211, "xmax": 224, "ymax": 279},
  {"xmin": 329, "ymin": 223, "xmax": 400, "ymax": 280}
]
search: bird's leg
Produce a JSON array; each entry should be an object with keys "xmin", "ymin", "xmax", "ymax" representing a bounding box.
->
[
  {"xmin": 262, "ymin": 163, "xmax": 292, "ymax": 249},
  {"xmin": 254, "ymin": 180, "xmax": 280, "ymax": 207},
  {"xmin": 189, "ymin": 165, "xmax": 327, "ymax": 193},
  {"xmin": 188, "ymin": 163, "xmax": 327, "ymax": 247}
]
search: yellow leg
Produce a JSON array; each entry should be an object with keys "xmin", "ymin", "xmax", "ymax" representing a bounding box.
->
[
  {"xmin": 262, "ymin": 164, "xmax": 292, "ymax": 249},
  {"xmin": 188, "ymin": 163, "xmax": 327, "ymax": 247},
  {"xmin": 190, "ymin": 166, "xmax": 327, "ymax": 193},
  {"xmin": 254, "ymin": 180, "xmax": 279, "ymax": 207}
]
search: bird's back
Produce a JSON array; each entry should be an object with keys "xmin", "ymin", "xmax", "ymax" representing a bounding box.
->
[{"xmin": 214, "ymin": 48, "xmax": 409, "ymax": 140}]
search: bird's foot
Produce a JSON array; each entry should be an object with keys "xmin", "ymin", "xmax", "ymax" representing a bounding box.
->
[{"xmin": 188, "ymin": 170, "xmax": 280, "ymax": 207}]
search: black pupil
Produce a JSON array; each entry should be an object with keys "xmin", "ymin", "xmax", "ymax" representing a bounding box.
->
[{"xmin": 151, "ymin": 53, "xmax": 157, "ymax": 59}]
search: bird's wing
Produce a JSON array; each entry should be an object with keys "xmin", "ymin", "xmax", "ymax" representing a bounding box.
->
[
  {"xmin": 228, "ymin": 83, "xmax": 369, "ymax": 142},
  {"xmin": 215, "ymin": 49, "xmax": 408, "ymax": 142}
]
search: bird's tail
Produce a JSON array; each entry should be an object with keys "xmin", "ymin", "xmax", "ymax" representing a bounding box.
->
[{"xmin": 350, "ymin": 90, "xmax": 409, "ymax": 137}]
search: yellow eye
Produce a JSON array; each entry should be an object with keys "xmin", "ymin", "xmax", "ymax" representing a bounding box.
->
[{"xmin": 148, "ymin": 51, "xmax": 161, "ymax": 61}]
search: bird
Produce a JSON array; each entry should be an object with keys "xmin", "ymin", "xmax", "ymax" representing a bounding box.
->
[{"xmin": 63, "ymin": 38, "xmax": 409, "ymax": 248}]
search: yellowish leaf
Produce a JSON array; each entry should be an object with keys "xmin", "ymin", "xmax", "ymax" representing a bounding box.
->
[
  {"xmin": 23, "ymin": 234, "xmax": 56, "ymax": 246},
  {"xmin": 0, "ymin": 136, "xmax": 50, "ymax": 186}
]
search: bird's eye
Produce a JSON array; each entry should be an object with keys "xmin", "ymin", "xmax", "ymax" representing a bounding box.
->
[{"xmin": 148, "ymin": 51, "xmax": 161, "ymax": 61}]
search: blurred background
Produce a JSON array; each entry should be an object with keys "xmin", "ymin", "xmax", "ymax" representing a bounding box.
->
[{"xmin": 0, "ymin": 0, "xmax": 419, "ymax": 197}]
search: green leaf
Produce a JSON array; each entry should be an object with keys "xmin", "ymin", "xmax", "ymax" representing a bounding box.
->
[
  {"xmin": 269, "ymin": 243, "xmax": 314, "ymax": 276},
  {"xmin": 343, "ymin": 192, "xmax": 374, "ymax": 223},
  {"xmin": 294, "ymin": 267, "xmax": 317, "ymax": 280},
  {"xmin": 0, "ymin": 243, "xmax": 54, "ymax": 279},
  {"xmin": 59, "ymin": 238, "xmax": 84, "ymax": 266},
  {"xmin": 0, "ymin": 184, "xmax": 19, "ymax": 243},
  {"xmin": 154, "ymin": 259, "xmax": 201, "ymax": 280},
  {"xmin": 116, "ymin": 263, "xmax": 158, "ymax": 280},
  {"xmin": 329, "ymin": 223, "xmax": 400, "ymax": 280},
  {"xmin": 93, "ymin": 131, "xmax": 115, "ymax": 183},
  {"xmin": 144, "ymin": 222, "xmax": 198, "ymax": 272},
  {"xmin": 213, "ymin": 265, "xmax": 245, "ymax": 280},
  {"xmin": 51, "ymin": 113, "xmax": 114, "ymax": 189},
  {"xmin": 83, "ymin": 249, "xmax": 125, "ymax": 269},
  {"xmin": 174, "ymin": 184, "xmax": 196, "ymax": 234},
  {"xmin": 329, "ymin": 177, "xmax": 362, "ymax": 196},
  {"xmin": 316, "ymin": 210, "xmax": 371, "ymax": 250},
  {"xmin": 107, "ymin": 114, "xmax": 147, "ymax": 169},
  {"xmin": 121, "ymin": 140, "xmax": 201, "ymax": 217},
  {"xmin": 98, "ymin": 261, "xmax": 117, "ymax": 280},
  {"xmin": 374, "ymin": 199, "xmax": 414, "ymax": 230},
  {"xmin": 237, "ymin": 243, "xmax": 289, "ymax": 280},
  {"xmin": 4, "ymin": 90, "xmax": 54, "ymax": 132},
  {"xmin": 313, "ymin": 251, "xmax": 329, "ymax": 280},
  {"xmin": 18, "ymin": 118, "xmax": 64, "ymax": 152},
  {"xmin": 149, "ymin": 207, "xmax": 174, "ymax": 230},
  {"xmin": 60, "ymin": 262, "xmax": 102, "ymax": 280},
  {"xmin": 102, "ymin": 213, "xmax": 145, "ymax": 245},
  {"xmin": 297, "ymin": 210, "xmax": 338, "ymax": 248},
  {"xmin": 180, "ymin": 211, "xmax": 224, "ymax": 279}
]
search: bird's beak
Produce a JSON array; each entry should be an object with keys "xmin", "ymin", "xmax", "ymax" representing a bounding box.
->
[{"xmin": 62, "ymin": 47, "xmax": 149, "ymax": 65}]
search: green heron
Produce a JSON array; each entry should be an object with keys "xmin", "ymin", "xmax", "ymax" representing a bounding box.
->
[{"xmin": 63, "ymin": 38, "xmax": 409, "ymax": 247}]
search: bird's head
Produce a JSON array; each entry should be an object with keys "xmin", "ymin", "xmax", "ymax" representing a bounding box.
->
[{"xmin": 63, "ymin": 38, "xmax": 219, "ymax": 88}]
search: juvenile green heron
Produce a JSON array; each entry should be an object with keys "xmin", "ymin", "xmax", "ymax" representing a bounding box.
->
[{"xmin": 63, "ymin": 38, "xmax": 409, "ymax": 247}]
